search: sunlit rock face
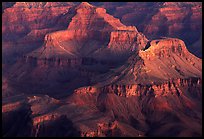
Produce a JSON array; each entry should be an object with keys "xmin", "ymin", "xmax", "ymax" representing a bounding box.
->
[
  {"xmin": 2, "ymin": 2, "xmax": 75, "ymax": 64},
  {"xmin": 2, "ymin": 2, "xmax": 202, "ymax": 137},
  {"xmin": 99, "ymin": 2, "xmax": 202, "ymax": 57},
  {"xmin": 26, "ymin": 1, "xmax": 148, "ymax": 65},
  {"xmin": 3, "ymin": 2, "xmax": 201, "ymax": 65}
]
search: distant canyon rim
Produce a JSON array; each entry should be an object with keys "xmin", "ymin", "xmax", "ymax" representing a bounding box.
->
[{"xmin": 2, "ymin": 2, "xmax": 202, "ymax": 137}]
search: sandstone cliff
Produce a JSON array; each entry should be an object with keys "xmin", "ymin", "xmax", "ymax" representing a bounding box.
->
[
  {"xmin": 93, "ymin": 38, "xmax": 201, "ymax": 86},
  {"xmin": 2, "ymin": 2, "xmax": 202, "ymax": 137}
]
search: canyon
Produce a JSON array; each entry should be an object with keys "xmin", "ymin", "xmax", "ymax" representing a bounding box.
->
[{"xmin": 2, "ymin": 2, "xmax": 202, "ymax": 137}]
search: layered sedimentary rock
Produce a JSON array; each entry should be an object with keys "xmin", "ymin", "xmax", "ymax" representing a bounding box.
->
[
  {"xmin": 143, "ymin": 2, "xmax": 202, "ymax": 43},
  {"xmin": 4, "ymin": 77, "xmax": 201, "ymax": 137},
  {"xmin": 12, "ymin": 2, "xmax": 75, "ymax": 8},
  {"xmin": 99, "ymin": 2, "xmax": 202, "ymax": 57},
  {"xmin": 27, "ymin": 2, "xmax": 147, "ymax": 65},
  {"xmin": 2, "ymin": 73, "xmax": 202, "ymax": 137},
  {"xmin": 2, "ymin": 4, "xmax": 73, "ymax": 41},
  {"xmin": 93, "ymin": 38, "xmax": 201, "ymax": 86},
  {"xmin": 2, "ymin": 2, "xmax": 202, "ymax": 137},
  {"xmin": 2, "ymin": 2, "xmax": 201, "ymax": 65},
  {"xmin": 84, "ymin": 78, "xmax": 201, "ymax": 98},
  {"xmin": 107, "ymin": 30, "xmax": 147, "ymax": 52},
  {"xmin": 2, "ymin": 2, "xmax": 75, "ymax": 63},
  {"xmin": 3, "ymin": 2, "xmax": 147, "ymax": 99},
  {"xmin": 65, "ymin": 37, "xmax": 201, "ymax": 137}
]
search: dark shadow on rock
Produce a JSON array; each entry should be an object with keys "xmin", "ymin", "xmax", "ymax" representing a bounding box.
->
[
  {"xmin": 35, "ymin": 115, "xmax": 81, "ymax": 137},
  {"xmin": 2, "ymin": 104, "xmax": 33, "ymax": 137}
]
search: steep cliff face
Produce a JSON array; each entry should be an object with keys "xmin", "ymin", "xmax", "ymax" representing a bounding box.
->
[
  {"xmin": 2, "ymin": 95, "xmax": 81, "ymax": 137},
  {"xmin": 2, "ymin": 2, "xmax": 202, "ymax": 66},
  {"xmin": 68, "ymin": 76, "xmax": 202, "ymax": 137},
  {"xmin": 95, "ymin": 78, "xmax": 201, "ymax": 98},
  {"xmin": 2, "ymin": 2, "xmax": 202, "ymax": 137},
  {"xmin": 108, "ymin": 31, "xmax": 147, "ymax": 52},
  {"xmin": 2, "ymin": 2, "xmax": 76, "ymax": 64},
  {"xmin": 143, "ymin": 2, "xmax": 202, "ymax": 42},
  {"xmin": 4, "ymin": 2, "xmax": 148, "ymax": 93},
  {"xmin": 2, "ymin": 101, "xmax": 33, "ymax": 137},
  {"xmin": 137, "ymin": 38, "xmax": 201, "ymax": 81},
  {"xmin": 32, "ymin": 115, "xmax": 80, "ymax": 137},
  {"xmin": 2, "ymin": 75, "xmax": 202, "ymax": 137},
  {"xmin": 94, "ymin": 38, "xmax": 201, "ymax": 85},
  {"xmin": 72, "ymin": 35, "xmax": 201, "ymax": 137},
  {"xmin": 27, "ymin": 2, "xmax": 147, "ymax": 64},
  {"xmin": 2, "ymin": 5, "xmax": 73, "ymax": 42},
  {"xmin": 98, "ymin": 2, "xmax": 202, "ymax": 57}
]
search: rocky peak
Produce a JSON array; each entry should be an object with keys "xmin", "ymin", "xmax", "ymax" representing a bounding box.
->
[
  {"xmin": 141, "ymin": 38, "xmax": 188, "ymax": 58},
  {"xmin": 27, "ymin": 2, "xmax": 147, "ymax": 62},
  {"xmin": 68, "ymin": 2, "xmax": 121, "ymax": 31},
  {"xmin": 77, "ymin": 2, "xmax": 94, "ymax": 8},
  {"xmin": 74, "ymin": 2, "xmax": 95, "ymax": 15},
  {"xmin": 95, "ymin": 37, "xmax": 202, "ymax": 85},
  {"xmin": 68, "ymin": 2, "xmax": 137, "ymax": 32}
]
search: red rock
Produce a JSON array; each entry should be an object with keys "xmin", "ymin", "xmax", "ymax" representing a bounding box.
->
[
  {"xmin": 26, "ymin": 2, "xmax": 147, "ymax": 66},
  {"xmin": 2, "ymin": 2, "xmax": 202, "ymax": 137},
  {"xmin": 104, "ymin": 2, "xmax": 202, "ymax": 57}
]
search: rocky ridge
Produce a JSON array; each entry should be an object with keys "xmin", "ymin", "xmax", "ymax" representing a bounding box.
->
[
  {"xmin": 2, "ymin": 2, "xmax": 202, "ymax": 137},
  {"xmin": 26, "ymin": 2, "xmax": 148, "ymax": 64}
]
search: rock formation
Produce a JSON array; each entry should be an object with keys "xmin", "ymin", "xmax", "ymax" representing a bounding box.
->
[
  {"xmin": 2, "ymin": 2, "xmax": 202, "ymax": 137},
  {"xmin": 2, "ymin": 2, "xmax": 201, "ymax": 65},
  {"xmin": 99, "ymin": 2, "xmax": 202, "ymax": 57},
  {"xmin": 2, "ymin": 2, "xmax": 75, "ymax": 63},
  {"xmin": 93, "ymin": 38, "xmax": 201, "ymax": 86},
  {"xmin": 27, "ymin": 2, "xmax": 148, "ymax": 64}
]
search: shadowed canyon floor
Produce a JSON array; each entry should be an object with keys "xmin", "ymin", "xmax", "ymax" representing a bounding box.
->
[{"xmin": 2, "ymin": 2, "xmax": 202, "ymax": 137}]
